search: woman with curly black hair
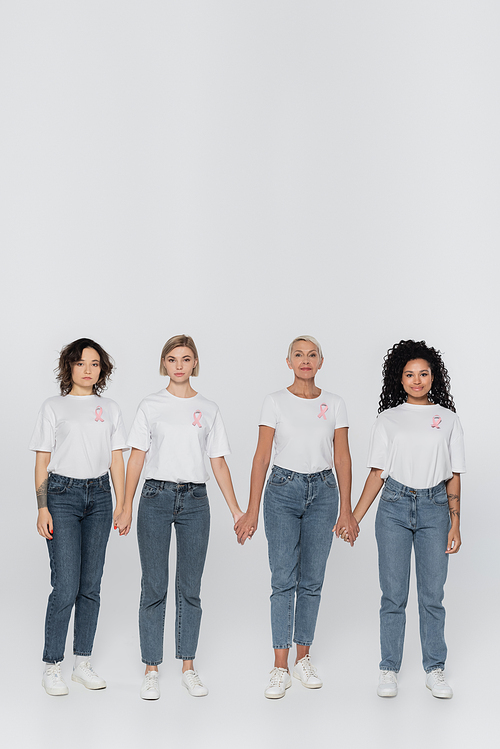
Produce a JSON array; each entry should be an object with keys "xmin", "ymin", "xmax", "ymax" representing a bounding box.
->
[
  {"xmin": 342, "ymin": 340, "xmax": 465, "ymax": 699},
  {"xmin": 30, "ymin": 338, "xmax": 128, "ymax": 696}
]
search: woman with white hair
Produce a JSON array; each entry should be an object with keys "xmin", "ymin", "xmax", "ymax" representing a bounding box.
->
[{"xmin": 235, "ymin": 336, "xmax": 358, "ymax": 698}]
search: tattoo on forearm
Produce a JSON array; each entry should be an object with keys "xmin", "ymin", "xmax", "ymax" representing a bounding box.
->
[
  {"xmin": 447, "ymin": 493, "xmax": 460, "ymax": 502},
  {"xmin": 36, "ymin": 478, "xmax": 48, "ymax": 509},
  {"xmin": 450, "ymin": 509, "xmax": 460, "ymax": 519}
]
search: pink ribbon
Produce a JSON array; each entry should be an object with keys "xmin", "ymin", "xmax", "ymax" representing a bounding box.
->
[
  {"xmin": 318, "ymin": 403, "xmax": 328, "ymax": 420},
  {"xmin": 95, "ymin": 407, "xmax": 104, "ymax": 422},
  {"xmin": 431, "ymin": 416, "xmax": 441, "ymax": 429},
  {"xmin": 192, "ymin": 410, "xmax": 202, "ymax": 428}
]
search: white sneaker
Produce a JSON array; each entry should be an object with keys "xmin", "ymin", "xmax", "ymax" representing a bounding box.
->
[
  {"xmin": 182, "ymin": 669, "xmax": 208, "ymax": 697},
  {"xmin": 426, "ymin": 669, "xmax": 453, "ymax": 698},
  {"xmin": 293, "ymin": 655, "xmax": 323, "ymax": 688},
  {"xmin": 42, "ymin": 663, "xmax": 69, "ymax": 696},
  {"xmin": 71, "ymin": 661, "xmax": 106, "ymax": 689},
  {"xmin": 377, "ymin": 670, "xmax": 398, "ymax": 697},
  {"xmin": 264, "ymin": 667, "xmax": 292, "ymax": 699},
  {"xmin": 140, "ymin": 671, "xmax": 160, "ymax": 700}
]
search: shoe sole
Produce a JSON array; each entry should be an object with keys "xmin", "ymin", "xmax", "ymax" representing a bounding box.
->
[
  {"xmin": 377, "ymin": 688, "xmax": 398, "ymax": 697},
  {"xmin": 141, "ymin": 692, "xmax": 160, "ymax": 700},
  {"xmin": 182, "ymin": 683, "xmax": 208, "ymax": 697},
  {"xmin": 42, "ymin": 679, "xmax": 68, "ymax": 696},
  {"xmin": 265, "ymin": 680, "xmax": 292, "ymax": 699},
  {"xmin": 426, "ymin": 684, "xmax": 453, "ymax": 699},
  {"xmin": 293, "ymin": 672, "xmax": 322, "ymax": 689},
  {"xmin": 71, "ymin": 674, "xmax": 106, "ymax": 690}
]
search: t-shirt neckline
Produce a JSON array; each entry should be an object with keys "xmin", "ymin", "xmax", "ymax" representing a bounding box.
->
[{"xmin": 285, "ymin": 387, "xmax": 323, "ymax": 401}]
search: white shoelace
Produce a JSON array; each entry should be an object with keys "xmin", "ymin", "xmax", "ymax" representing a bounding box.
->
[
  {"xmin": 380, "ymin": 670, "xmax": 397, "ymax": 683},
  {"xmin": 184, "ymin": 671, "xmax": 203, "ymax": 688},
  {"xmin": 430, "ymin": 669, "xmax": 446, "ymax": 683},
  {"xmin": 144, "ymin": 672, "xmax": 159, "ymax": 690},
  {"xmin": 78, "ymin": 662, "xmax": 96, "ymax": 677},
  {"xmin": 45, "ymin": 664, "xmax": 63, "ymax": 680},
  {"xmin": 297, "ymin": 655, "xmax": 317, "ymax": 678},
  {"xmin": 269, "ymin": 667, "xmax": 288, "ymax": 686}
]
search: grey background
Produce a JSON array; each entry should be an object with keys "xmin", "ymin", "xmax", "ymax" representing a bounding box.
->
[{"xmin": 1, "ymin": 2, "xmax": 498, "ymax": 747}]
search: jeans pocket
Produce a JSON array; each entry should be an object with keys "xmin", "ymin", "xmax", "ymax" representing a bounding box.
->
[
  {"xmin": 269, "ymin": 470, "xmax": 290, "ymax": 486},
  {"xmin": 431, "ymin": 489, "xmax": 448, "ymax": 506},
  {"xmin": 322, "ymin": 471, "xmax": 337, "ymax": 489},
  {"xmin": 48, "ymin": 481, "xmax": 66, "ymax": 495},
  {"xmin": 190, "ymin": 485, "xmax": 208, "ymax": 499},
  {"xmin": 141, "ymin": 481, "xmax": 160, "ymax": 499},
  {"xmin": 380, "ymin": 487, "xmax": 400, "ymax": 503}
]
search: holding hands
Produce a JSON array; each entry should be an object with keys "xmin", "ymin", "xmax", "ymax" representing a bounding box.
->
[
  {"xmin": 234, "ymin": 512, "xmax": 257, "ymax": 545},
  {"xmin": 333, "ymin": 510, "xmax": 360, "ymax": 547}
]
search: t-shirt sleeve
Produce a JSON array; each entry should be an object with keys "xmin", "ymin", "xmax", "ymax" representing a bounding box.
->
[
  {"xmin": 111, "ymin": 406, "xmax": 130, "ymax": 452},
  {"xmin": 449, "ymin": 416, "xmax": 466, "ymax": 474},
  {"xmin": 259, "ymin": 394, "xmax": 277, "ymax": 429},
  {"xmin": 29, "ymin": 402, "xmax": 55, "ymax": 452},
  {"xmin": 205, "ymin": 409, "xmax": 231, "ymax": 458},
  {"xmin": 334, "ymin": 396, "xmax": 349, "ymax": 429},
  {"xmin": 127, "ymin": 403, "xmax": 151, "ymax": 452},
  {"xmin": 367, "ymin": 417, "xmax": 388, "ymax": 470}
]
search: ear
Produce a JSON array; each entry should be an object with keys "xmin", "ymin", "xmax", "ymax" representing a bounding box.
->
[
  {"xmin": 318, "ymin": 357, "xmax": 324, "ymax": 370},
  {"xmin": 286, "ymin": 358, "xmax": 293, "ymax": 371}
]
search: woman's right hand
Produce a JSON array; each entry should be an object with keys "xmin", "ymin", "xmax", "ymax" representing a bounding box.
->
[
  {"xmin": 37, "ymin": 508, "xmax": 53, "ymax": 539},
  {"xmin": 234, "ymin": 512, "xmax": 258, "ymax": 545}
]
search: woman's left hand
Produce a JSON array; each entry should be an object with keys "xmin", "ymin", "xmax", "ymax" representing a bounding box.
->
[
  {"xmin": 446, "ymin": 527, "xmax": 461, "ymax": 554},
  {"xmin": 114, "ymin": 508, "xmax": 132, "ymax": 536},
  {"xmin": 333, "ymin": 510, "xmax": 359, "ymax": 547}
]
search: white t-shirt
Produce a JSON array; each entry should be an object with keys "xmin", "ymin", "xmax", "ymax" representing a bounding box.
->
[
  {"xmin": 29, "ymin": 395, "xmax": 129, "ymax": 479},
  {"xmin": 259, "ymin": 388, "xmax": 349, "ymax": 474},
  {"xmin": 127, "ymin": 389, "xmax": 231, "ymax": 483},
  {"xmin": 367, "ymin": 403, "xmax": 466, "ymax": 489}
]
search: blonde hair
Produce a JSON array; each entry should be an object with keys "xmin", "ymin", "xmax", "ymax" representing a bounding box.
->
[
  {"xmin": 287, "ymin": 335, "xmax": 323, "ymax": 361},
  {"xmin": 159, "ymin": 334, "xmax": 200, "ymax": 377}
]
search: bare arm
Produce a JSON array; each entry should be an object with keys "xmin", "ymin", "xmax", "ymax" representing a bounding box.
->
[
  {"xmin": 116, "ymin": 448, "xmax": 146, "ymax": 536},
  {"xmin": 331, "ymin": 427, "xmax": 358, "ymax": 546},
  {"xmin": 35, "ymin": 451, "xmax": 53, "ymax": 539},
  {"xmin": 109, "ymin": 450, "xmax": 127, "ymax": 535},
  {"xmin": 445, "ymin": 472, "xmax": 461, "ymax": 554},
  {"xmin": 209, "ymin": 456, "xmax": 243, "ymax": 523},
  {"xmin": 353, "ymin": 468, "xmax": 385, "ymax": 523},
  {"xmin": 234, "ymin": 425, "xmax": 274, "ymax": 545}
]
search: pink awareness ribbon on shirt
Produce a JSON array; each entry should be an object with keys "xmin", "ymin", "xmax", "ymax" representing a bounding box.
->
[
  {"xmin": 318, "ymin": 404, "xmax": 328, "ymax": 420},
  {"xmin": 431, "ymin": 415, "xmax": 441, "ymax": 429},
  {"xmin": 95, "ymin": 407, "xmax": 104, "ymax": 422},
  {"xmin": 192, "ymin": 410, "xmax": 202, "ymax": 428}
]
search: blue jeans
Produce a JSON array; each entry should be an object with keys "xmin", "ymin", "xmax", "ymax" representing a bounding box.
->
[
  {"xmin": 43, "ymin": 473, "xmax": 113, "ymax": 663},
  {"xmin": 375, "ymin": 477, "xmax": 451, "ymax": 673},
  {"xmin": 263, "ymin": 466, "xmax": 339, "ymax": 649},
  {"xmin": 137, "ymin": 479, "xmax": 210, "ymax": 664}
]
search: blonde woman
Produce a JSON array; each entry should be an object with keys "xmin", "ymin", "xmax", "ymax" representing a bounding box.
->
[
  {"xmin": 123, "ymin": 335, "xmax": 242, "ymax": 700},
  {"xmin": 235, "ymin": 336, "xmax": 358, "ymax": 698}
]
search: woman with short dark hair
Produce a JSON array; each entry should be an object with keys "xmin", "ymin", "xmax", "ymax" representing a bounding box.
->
[{"xmin": 31, "ymin": 338, "xmax": 128, "ymax": 696}]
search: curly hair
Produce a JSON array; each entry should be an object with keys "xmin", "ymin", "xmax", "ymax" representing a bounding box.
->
[
  {"xmin": 378, "ymin": 339, "xmax": 456, "ymax": 413},
  {"xmin": 56, "ymin": 338, "xmax": 114, "ymax": 396}
]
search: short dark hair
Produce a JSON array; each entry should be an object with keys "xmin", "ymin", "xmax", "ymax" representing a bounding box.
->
[{"xmin": 56, "ymin": 338, "xmax": 114, "ymax": 396}]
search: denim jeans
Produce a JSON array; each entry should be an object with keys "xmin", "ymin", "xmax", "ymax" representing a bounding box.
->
[
  {"xmin": 43, "ymin": 473, "xmax": 113, "ymax": 663},
  {"xmin": 263, "ymin": 466, "xmax": 339, "ymax": 649},
  {"xmin": 137, "ymin": 479, "xmax": 210, "ymax": 664},
  {"xmin": 375, "ymin": 476, "xmax": 451, "ymax": 673}
]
